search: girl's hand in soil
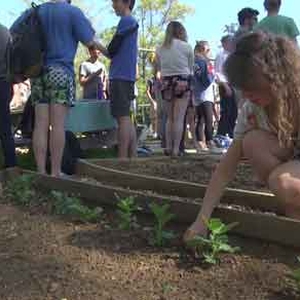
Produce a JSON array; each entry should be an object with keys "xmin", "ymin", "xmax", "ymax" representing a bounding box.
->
[
  {"xmin": 184, "ymin": 140, "xmax": 243, "ymax": 246},
  {"xmin": 183, "ymin": 220, "xmax": 208, "ymax": 244}
]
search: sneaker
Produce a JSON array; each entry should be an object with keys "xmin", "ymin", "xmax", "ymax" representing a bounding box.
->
[{"xmin": 209, "ymin": 146, "xmax": 226, "ymax": 154}]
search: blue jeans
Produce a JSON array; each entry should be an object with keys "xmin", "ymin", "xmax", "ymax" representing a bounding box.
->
[{"xmin": 0, "ymin": 79, "xmax": 16, "ymax": 168}]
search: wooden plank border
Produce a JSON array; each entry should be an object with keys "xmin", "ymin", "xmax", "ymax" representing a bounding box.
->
[
  {"xmin": 77, "ymin": 159, "xmax": 283, "ymax": 214},
  {"xmin": 28, "ymin": 171, "xmax": 300, "ymax": 248},
  {"xmin": 1, "ymin": 169, "xmax": 300, "ymax": 247}
]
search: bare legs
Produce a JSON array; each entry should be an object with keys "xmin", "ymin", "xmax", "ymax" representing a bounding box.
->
[
  {"xmin": 49, "ymin": 104, "xmax": 69, "ymax": 176},
  {"xmin": 33, "ymin": 104, "xmax": 49, "ymax": 174},
  {"xmin": 243, "ymin": 130, "xmax": 300, "ymax": 218},
  {"xmin": 165, "ymin": 97, "xmax": 189, "ymax": 156},
  {"xmin": 33, "ymin": 103, "xmax": 69, "ymax": 176},
  {"xmin": 186, "ymin": 106, "xmax": 197, "ymax": 149},
  {"xmin": 117, "ymin": 116, "xmax": 136, "ymax": 160},
  {"xmin": 184, "ymin": 129, "xmax": 300, "ymax": 242}
]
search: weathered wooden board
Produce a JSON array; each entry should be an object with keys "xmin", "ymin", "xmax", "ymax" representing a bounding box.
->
[
  {"xmin": 24, "ymin": 170, "xmax": 300, "ymax": 248},
  {"xmin": 2, "ymin": 168, "xmax": 300, "ymax": 248},
  {"xmin": 77, "ymin": 159, "xmax": 283, "ymax": 214}
]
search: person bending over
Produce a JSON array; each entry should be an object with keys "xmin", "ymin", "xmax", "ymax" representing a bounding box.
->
[{"xmin": 184, "ymin": 31, "xmax": 300, "ymax": 241}]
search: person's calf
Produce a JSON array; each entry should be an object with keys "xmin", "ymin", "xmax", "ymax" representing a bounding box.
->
[
  {"xmin": 129, "ymin": 122, "xmax": 137, "ymax": 158},
  {"xmin": 32, "ymin": 129, "xmax": 48, "ymax": 174},
  {"xmin": 49, "ymin": 126, "xmax": 67, "ymax": 176},
  {"xmin": 117, "ymin": 116, "xmax": 132, "ymax": 159}
]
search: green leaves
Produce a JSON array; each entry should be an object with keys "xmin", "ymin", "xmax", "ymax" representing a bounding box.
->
[
  {"xmin": 51, "ymin": 191, "xmax": 101, "ymax": 223},
  {"xmin": 290, "ymin": 256, "xmax": 300, "ymax": 288},
  {"xmin": 186, "ymin": 218, "xmax": 239, "ymax": 265},
  {"xmin": 150, "ymin": 202, "xmax": 175, "ymax": 247},
  {"xmin": 5, "ymin": 174, "xmax": 35, "ymax": 206},
  {"xmin": 150, "ymin": 203, "xmax": 175, "ymax": 227},
  {"xmin": 116, "ymin": 196, "xmax": 138, "ymax": 230}
]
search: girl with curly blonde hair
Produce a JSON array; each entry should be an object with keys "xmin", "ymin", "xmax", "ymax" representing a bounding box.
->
[{"xmin": 184, "ymin": 31, "xmax": 300, "ymax": 241}]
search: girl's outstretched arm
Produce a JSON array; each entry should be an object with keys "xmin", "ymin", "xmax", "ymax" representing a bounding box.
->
[{"xmin": 184, "ymin": 139, "xmax": 243, "ymax": 241}]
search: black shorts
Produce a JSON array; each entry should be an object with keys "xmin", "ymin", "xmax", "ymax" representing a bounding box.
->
[{"xmin": 109, "ymin": 80, "xmax": 135, "ymax": 118}]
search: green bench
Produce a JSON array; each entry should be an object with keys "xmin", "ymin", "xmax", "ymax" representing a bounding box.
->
[
  {"xmin": 65, "ymin": 100, "xmax": 117, "ymax": 149},
  {"xmin": 65, "ymin": 100, "xmax": 116, "ymax": 133},
  {"xmin": 13, "ymin": 99, "xmax": 117, "ymax": 149}
]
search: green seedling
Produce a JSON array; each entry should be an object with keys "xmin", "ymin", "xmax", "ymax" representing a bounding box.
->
[
  {"xmin": 150, "ymin": 202, "xmax": 175, "ymax": 247},
  {"xmin": 116, "ymin": 196, "xmax": 138, "ymax": 230},
  {"xmin": 5, "ymin": 174, "xmax": 35, "ymax": 205},
  {"xmin": 187, "ymin": 218, "xmax": 239, "ymax": 264},
  {"xmin": 290, "ymin": 257, "xmax": 300, "ymax": 289},
  {"xmin": 51, "ymin": 191, "xmax": 101, "ymax": 222}
]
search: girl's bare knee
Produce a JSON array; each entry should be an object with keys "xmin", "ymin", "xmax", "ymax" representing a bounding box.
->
[
  {"xmin": 268, "ymin": 170, "xmax": 300, "ymax": 203},
  {"xmin": 268, "ymin": 170, "xmax": 289, "ymax": 193}
]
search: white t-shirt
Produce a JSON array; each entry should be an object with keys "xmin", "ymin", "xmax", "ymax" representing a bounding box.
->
[
  {"xmin": 234, "ymin": 101, "xmax": 270, "ymax": 140},
  {"xmin": 156, "ymin": 39, "xmax": 194, "ymax": 77},
  {"xmin": 214, "ymin": 49, "xmax": 230, "ymax": 83},
  {"xmin": 201, "ymin": 82, "xmax": 216, "ymax": 103},
  {"xmin": 80, "ymin": 60, "xmax": 107, "ymax": 99}
]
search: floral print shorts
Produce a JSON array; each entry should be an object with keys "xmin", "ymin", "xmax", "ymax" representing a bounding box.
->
[
  {"xmin": 31, "ymin": 66, "xmax": 75, "ymax": 106},
  {"xmin": 161, "ymin": 75, "xmax": 192, "ymax": 101}
]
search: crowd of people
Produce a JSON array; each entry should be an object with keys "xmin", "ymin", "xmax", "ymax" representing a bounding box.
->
[
  {"xmin": 1, "ymin": 0, "xmax": 138, "ymax": 175},
  {"xmin": 1, "ymin": 0, "xmax": 300, "ymax": 243},
  {"xmin": 147, "ymin": 0, "xmax": 299, "ymax": 158}
]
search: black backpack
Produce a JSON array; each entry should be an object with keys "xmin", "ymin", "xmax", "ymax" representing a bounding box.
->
[{"xmin": 9, "ymin": 2, "xmax": 45, "ymax": 81}]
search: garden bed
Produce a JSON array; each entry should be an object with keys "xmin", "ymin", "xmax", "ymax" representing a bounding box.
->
[
  {"xmin": 0, "ymin": 175, "xmax": 300, "ymax": 300},
  {"xmin": 89, "ymin": 156, "xmax": 268, "ymax": 192}
]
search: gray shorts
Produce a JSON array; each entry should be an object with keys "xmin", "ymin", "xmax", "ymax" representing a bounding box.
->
[{"xmin": 109, "ymin": 80, "xmax": 135, "ymax": 118}]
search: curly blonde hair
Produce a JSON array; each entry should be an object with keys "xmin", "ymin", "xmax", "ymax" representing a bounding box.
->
[{"xmin": 224, "ymin": 31, "xmax": 300, "ymax": 149}]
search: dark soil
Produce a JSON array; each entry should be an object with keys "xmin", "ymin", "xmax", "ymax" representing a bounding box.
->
[
  {"xmin": 95, "ymin": 156, "xmax": 269, "ymax": 192},
  {"xmin": 1, "ymin": 193, "xmax": 300, "ymax": 300}
]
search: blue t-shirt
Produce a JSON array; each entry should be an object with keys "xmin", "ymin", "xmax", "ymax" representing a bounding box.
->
[
  {"xmin": 109, "ymin": 15, "xmax": 138, "ymax": 82},
  {"xmin": 11, "ymin": 2, "xmax": 95, "ymax": 76},
  {"xmin": 193, "ymin": 57, "xmax": 214, "ymax": 99}
]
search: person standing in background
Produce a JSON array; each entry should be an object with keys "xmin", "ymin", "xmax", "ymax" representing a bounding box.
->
[
  {"xmin": 95, "ymin": 0, "xmax": 139, "ymax": 160},
  {"xmin": 255, "ymin": 0, "xmax": 299, "ymax": 42},
  {"xmin": 234, "ymin": 7, "xmax": 259, "ymax": 41},
  {"xmin": 0, "ymin": 23, "xmax": 17, "ymax": 168},
  {"xmin": 146, "ymin": 76, "xmax": 158, "ymax": 138},
  {"xmin": 79, "ymin": 45, "xmax": 107, "ymax": 100},
  {"xmin": 214, "ymin": 35, "xmax": 237, "ymax": 138},
  {"xmin": 193, "ymin": 41, "xmax": 218, "ymax": 152},
  {"xmin": 11, "ymin": 0, "xmax": 96, "ymax": 176},
  {"xmin": 156, "ymin": 21, "xmax": 194, "ymax": 157}
]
